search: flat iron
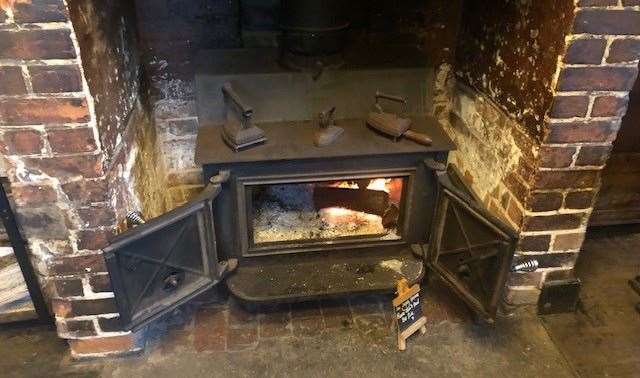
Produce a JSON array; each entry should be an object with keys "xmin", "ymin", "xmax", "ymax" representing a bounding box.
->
[
  {"xmin": 366, "ymin": 91, "xmax": 432, "ymax": 146},
  {"xmin": 221, "ymin": 82, "xmax": 267, "ymax": 151}
]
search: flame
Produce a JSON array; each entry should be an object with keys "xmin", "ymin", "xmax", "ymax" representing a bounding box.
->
[
  {"xmin": 0, "ymin": 0, "xmax": 30, "ymax": 12},
  {"xmin": 366, "ymin": 178, "xmax": 390, "ymax": 192},
  {"xmin": 324, "ymin": 178, "xmax": 403, "ymax": 204}
]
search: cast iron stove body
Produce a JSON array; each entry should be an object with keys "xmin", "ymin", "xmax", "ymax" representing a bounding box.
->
[
  {"xmin": 194, "ymin": 48, "xmax": 453, "ymax": 303},
  {"xmin": 103, "ymin": 48, "xmax": 518, "ymax": 331}
]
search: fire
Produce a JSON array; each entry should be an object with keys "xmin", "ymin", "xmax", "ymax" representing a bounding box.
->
[
  {"xmin": 328, "ymin": 178, "xmax": 393, "ymax": 192},
  {"xmin": 320, "ymin": 206, "xmax": 378, "ymax": 227},
  {"xmin": 366, "ymin": 178, "xmax": 390, "ymax": 192}
]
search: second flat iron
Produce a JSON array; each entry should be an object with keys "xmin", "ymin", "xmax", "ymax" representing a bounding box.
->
[{"xmin": 366, "ymin": 91, "xmax": 432, "ymax": 146}]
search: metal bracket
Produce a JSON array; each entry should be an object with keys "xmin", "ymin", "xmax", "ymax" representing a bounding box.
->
[
  {"xmin": 217, "ymin": 258, "xmax": 238, "ymax": 279},
  {"xmin": 210, "ymin": 170, "xmax": 231, "ymax": 185}
]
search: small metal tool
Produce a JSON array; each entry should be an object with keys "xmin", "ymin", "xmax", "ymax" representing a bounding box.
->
[{"xmin": 313, "ymin": 106, "xmax": 343, "ymax": 147}]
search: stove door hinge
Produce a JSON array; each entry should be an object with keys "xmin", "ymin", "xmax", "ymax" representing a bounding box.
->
[
  {"xmin": 210, "ymin": 170, "xmax": 231, "ymax": 185},
  {"xmin": 216, "ymin": 258, "xmax": 238, "ymax": 281},
  {"xmin": 423, "ymin": 158, "xmax": 446, "ymax": 172},
  {"xmin": 410, "ymin": 243, "xmax": 427, "ymax": 260}
]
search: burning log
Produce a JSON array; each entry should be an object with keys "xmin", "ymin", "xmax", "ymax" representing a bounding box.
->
[{"xmin": 313, "ymin": 186, "xmax": 389, "ymax": 216}]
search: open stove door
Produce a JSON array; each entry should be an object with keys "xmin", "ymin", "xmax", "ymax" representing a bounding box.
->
[
  {"xmin": 104, "ymin": 172, "xmax": 234, "ymax": 331},
  {"xmin": 427, "ymin": 170, "xmax": 517, "ymax": 324}
]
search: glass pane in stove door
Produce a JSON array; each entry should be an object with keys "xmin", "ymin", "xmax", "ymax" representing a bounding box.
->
[{"xmin": 249, "ymin": 177, "xmax": 406, "ymax": 245}]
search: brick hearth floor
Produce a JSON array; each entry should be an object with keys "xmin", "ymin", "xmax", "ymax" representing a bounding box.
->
[{"xmin": 3, "ymin": 225, "xmax": 640, "ymax": 377}]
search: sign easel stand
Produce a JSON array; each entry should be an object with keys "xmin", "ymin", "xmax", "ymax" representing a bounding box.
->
[{"xmin": 393, "ymin": 278, "xmax": 427, "ymax": 351}]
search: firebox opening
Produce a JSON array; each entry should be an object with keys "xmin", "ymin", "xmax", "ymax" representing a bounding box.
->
[{"xmin": 249, "ymin": 177, "xmax": 406, "ymax": 247}]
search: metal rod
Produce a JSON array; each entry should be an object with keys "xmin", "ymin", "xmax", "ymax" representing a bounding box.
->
[{"xmin": 0, "ymin": 180, "xmax": 53, "ymax": 324}]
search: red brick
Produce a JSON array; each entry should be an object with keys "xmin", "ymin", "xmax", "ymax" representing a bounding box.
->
[
  {"xmin": 565, "ymin": 190, "xmax": 596, "ymax": 209},
  {"xmin": 0, "ymin": 129, "xmax": 43, "ymax": 155},
  {"xmin": 13, "ymin": 0, "xmax": 68, "ymax": 23},
  {"xmin": 528, "ymin": 192, "xmax": 564, "ymax": 212},
  {"xmin": 29, "ymin": 65, "xmax": 82, "ymax": 93},
  {"xmin": 292, "ymin": 316, "xmax": 325, "ymax": 336},
  {"xmin": 68, "ymin": 334, "xmax": 135, "ymax": 355},
  {"xmin": 77, "ymin": 205, "xmax": 116, "ymax": 228},
  {"xmin": 11, "ymin": 184, "xmax": 57, "ymax": 206},
  {"xmin": 194, "ymin": 307, "xmax": 227, "ymax": 352},
  {"xmin": 258, "ymin": 304, "xmax": 292, "ymax": 337},
  {"xmin": 549, "ymin": 96, "xmax": 590, "ymax": 118},
  {"xmin": 504, "ymin": 173, "xmax": 530, "ymax": 204},
  {"xmin": 47, "ymin": 127, "xmax": 97, "ymax": 153},
  {"xmin": 574, "ymin": 10, "xmax": 640, "ymax": 35},
  {"xmin": 97, "ymin": 316, "xmax": 122, "ymax": 333},
  {"xmin": 76, "ymin": 228, "xmax": 114, "ymax": 250},
  {"xmin": 591, "ymin": 96, "xmax": 628, "ymax": 117},
  {"xmin": 553, "ymin": 233, "xmax": 586, "ymax": 251},
  {"xmin": 50, "ymin": 278, "xmax": 84, "ymax": 297},
  {"xmin": 61, "ymin": 179, "xmax": 108, "ymax": 205},
  {"xmin": 70, "ymin": 298, "xmax": 117, "ymax": 316},
  {"xmin": 49, "ymin": 253, "xmax": 107, "ymax": 275},
  {"xmin": 563, "ymin": 39, "xmax": 606, "ymax": 64},
  {"xmin": 534, "ymin": 170, "xmax": 600, "ymax": 190},
  {"xmin": 518, "ymin": 235, "xmax": 551, "ymax": 252},
  {"xmin": 0, "ymin": 29, "xmax": 75, "ymax": 60},
  {"xmin": 506, "ymin": 199, "xmax": 524, "ymax": 226},
  {"xmin": 546, "ymin": 120, "xmax": 619, "ymax": 144},
  {"xmin": 558, "ymin": 66, "xmax": 638, "ymax": 92},
  {"xmin": 575, "ymin": 145, "xmax": 612, "ymax": 166},
  {"xmin": 539, "ymin": 146, "xmax": 576, "ymax": 168},
  {"xmin": 227, "ymin": 326, "xmax": 258, "ymax": 350},
  {"xmin": 607, "ymin": 39, "xmax": 640, "ymax": 63},
  {"xmin": 62, "ymin": 319, "xmax": 97, "ymax": 338},
  {"xmin": 25, "ymin": 154, "xmax": 103, "ymax": 179},
  {"xmin": 623, "ymin": 0, "xmax": 640, "ymax": 5},
  {"xmin": 0, "ymin": 98, "xmax": 90, "ymax": 126},
  {"xmin": 0, "ymin": 67, "xmax": 26, "ymax": 95},
  {"xmin": 16, "ymin": 206, "xmax": 70, "ymax": 239},
  {"xmin": 51, "ymin": 298, "xmax": 72, "ymax": 317},
  {"xmin": 89, "ymin": 274, "xmax": 112, "ymax": 293},
  {"xmin": 523, "ymin": 213, "xmax": 587, "ymax": 231}
]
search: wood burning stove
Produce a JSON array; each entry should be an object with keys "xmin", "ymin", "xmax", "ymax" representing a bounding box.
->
[{"xmin": 103, "ymin": 47, "xmax": 518, "ymax": 331}]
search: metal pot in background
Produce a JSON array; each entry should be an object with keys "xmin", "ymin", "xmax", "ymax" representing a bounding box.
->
[{"xmin": 280, "ymin": 0, "xmax": 350, "ymax": 56}]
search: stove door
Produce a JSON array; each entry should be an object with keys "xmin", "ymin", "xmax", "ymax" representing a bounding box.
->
[
  {"xmin": 104, "ymin": 178, "xmax": 232, "ymax": 331},
  {"xmin": 427, "ymin": 171, "xmax": 517, "ymax": 323}
]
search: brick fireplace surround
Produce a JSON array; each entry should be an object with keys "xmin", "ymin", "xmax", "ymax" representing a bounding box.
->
[{"xmin": 0, "ymin": 0, "xmax": 639, "ymax": 358}]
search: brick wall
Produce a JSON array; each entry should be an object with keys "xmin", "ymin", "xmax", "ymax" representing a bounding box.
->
[
  {"xmin": 0, "ymin": 0, "xmax": 156, "ymax": 358},
  {"xmin": 510, "ymin": 0, "xmax": 640, "ymax": 304},
  {"xmin": 437, "ymin": 1, "xmax": 640, "ymax": 306}
]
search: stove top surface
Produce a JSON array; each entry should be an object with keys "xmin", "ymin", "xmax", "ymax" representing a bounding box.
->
[{"xmin": 195, "ymin": 116, "xmax": 455, "ymax": 165}]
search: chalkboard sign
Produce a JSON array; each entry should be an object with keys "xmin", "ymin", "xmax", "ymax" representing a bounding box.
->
[
  {"xmin": 393, "ymin": 278, "xmax": 427, "ymax": 351},
  {"xmin": 395, "ymin": 291, "xmax": 423, "ymax": 331}
]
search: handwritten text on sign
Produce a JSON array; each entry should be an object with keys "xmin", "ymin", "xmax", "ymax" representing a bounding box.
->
[{"xmin": 395, "ymin": 292, "xmax": 423, "ymax": 331}]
